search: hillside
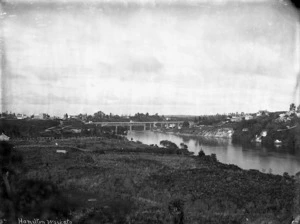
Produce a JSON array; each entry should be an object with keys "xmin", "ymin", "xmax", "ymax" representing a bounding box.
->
[
  {"xmin": 1, "ymin": 136, "xmax": 296, "ymax": 223},
  {"xmin": 232, "ymin": 112, "xmax": 300, "ymax": 150}
]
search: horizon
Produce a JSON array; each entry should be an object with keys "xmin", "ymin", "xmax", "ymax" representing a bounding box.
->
[
  {"xmin": 0, "ymin": 107, "xmax": 292, "ymax": 118},
  {"xmin": 1, "ymin": 0, "xmax": 300, "ymax": 116}
]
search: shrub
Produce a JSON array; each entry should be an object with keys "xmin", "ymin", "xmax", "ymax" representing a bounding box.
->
[
  {"xmin": 210, "ymin": 153, "xmax": 218, "ymax": 162},
  {"xmin": 16, "ymin": 180, "xmax": 74, "ymax": 219},
  {"xmin": 198, "ymin": 150, "xmax": 205, "ymax": 157},
  {"xmin": 168, "ymin": 199, "xmax": 184, "ymax": 224},
  {"xmin": 0, "ymin": 142, "xmax": 75, "ymax": 222},
  {"xmin": 160, "ymin": 140, "xmax": 178, "ymax": 150}
]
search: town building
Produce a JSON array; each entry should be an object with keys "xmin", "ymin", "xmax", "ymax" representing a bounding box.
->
[
  {"xmin": 32, "ymin": 113, "xmax": 48, "ymax": 120},
  {"xmin": 0, "ymin": 133, "xmax": 10, "ymax": 141},
  {"xmin": 16, "ymin": 113, "xmax": 27, "ymax": 119}
]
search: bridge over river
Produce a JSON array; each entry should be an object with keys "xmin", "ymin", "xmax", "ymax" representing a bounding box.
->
[{"xmin": 87, "ymin": 121, "xmax": 184, "ymax": 132}]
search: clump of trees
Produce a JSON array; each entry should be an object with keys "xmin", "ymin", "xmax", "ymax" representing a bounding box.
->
[
  {"xmin": 195, "ymin": 114, "xmax": 227, "ymax": 125},
  {"xmin": 159, "ymin": 140, "xmax": 190, "ymax": 155},
  {"xmin": 160, "ymin": 140, "xmax": 179, "ymax": 150},
  {"xmin": 85, "ymin": 111, "xmax": 165, "ymax": 123},
  {"xmin": 197, "ymin": 149, "xmax": 218, "ymax": 162},
  {"xmin": 0, "ymin": 119, "xmax": 60, "ymax": 138},
  {"xmin": 130, "ymin": 113, "xmax": 164, "ymax": 122},
  {"xmin": 89, "ymin": 111, "xmax": 130, "ymax": 122},
  {"xmin": 182, "ymin": 121, "xmax": 190, "ymax": 128}
]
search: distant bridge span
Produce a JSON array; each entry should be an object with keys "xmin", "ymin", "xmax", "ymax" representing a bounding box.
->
[{"xmin": 86, "ymin": 121, "xmax": 184, "ymax": 132}]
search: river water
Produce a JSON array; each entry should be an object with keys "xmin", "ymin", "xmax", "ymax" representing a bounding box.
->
[{"xmin": 126, "ymin": 131, "xmax": 300, "ymax": 175}]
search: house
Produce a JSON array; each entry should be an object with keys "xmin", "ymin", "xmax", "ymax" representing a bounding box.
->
[
  {"xmin": 230, "ymin": 116, "xmax": 242, "ymax": 122},
  {"xmin": 261, "ymin": 130, "xmax": 267, "ymax": 137},
  {"xmin": 32, "ymin": 113, "xmax": 47, "ymax": 120},
  {"xmin": 242, "ymin": 128, "xmax": 249, "ymax": 132},
  {"xmin": 0, "ymin": 133, "xmax": 10, "ymax": 141},
  {"xmin": 244, "ymin": 115, "xmax": 253, "ymax": 120},
  {"xmin": 227, "ymin": 130, "xmax": 233, "ymax": 137},
  {"xmin": 255, "ymin": 135, "xmax": 262, "ymax": 143},
  {"xmin": 286, "ymin": 110, "xmax": 296, "ymax": 116},
  {"xmin": 256, "ymin": 110, "xmax": 269, "ymax": 117},
  {"xmin": 279, "ymin": 113, "xmax": 286, "ymax": 118},
  {"xmin": 71, "ymin": 129, "xmax": 82, "ymax": 134},
  {"xmin": 16, "ymin": 113, "xmax": 27, "ymax": 119},
  {"xmin": 169, "ymin": 124, "xmax": 176, "ymax": 128},
  {"xmin": 274, "ymin": 139, "xmax": 282, "ymax": 145},
  {"xmin": 189, "ymin": 121, "xmax": 195, "ymax": 128}
]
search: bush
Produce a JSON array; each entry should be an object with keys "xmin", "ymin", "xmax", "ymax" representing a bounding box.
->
[
  {"xmin": 16, "ymin": 180, "xmax": 74, "ymax": 219},
  {"xmin": 0, "ymin": 142, "xmax": 74, "ymax": 222},
  {"xmin": 168, "ymin": 199, "xmax": 184, "ymax": 224},
  {"xmin": 182, "ymin": 121, "xmax": 189, "ymax": 128},
  {"xmin": 210, "ymin": 153, "xmax": 218, "ymax": 162},
  {"xmin": 198, "ymin": 150, "xmax": 205, "ymax": 157},
  {"xmin": 160, "ymin": 140, "xmax": 178, "ymax": 149}
]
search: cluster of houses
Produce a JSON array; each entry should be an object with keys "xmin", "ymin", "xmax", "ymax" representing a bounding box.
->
[
  {"xmin": 276, "ymin": 110, "xmax": 300, "ymax": 123},
  {"xmin": 164, "ymin": 123, "xmax": 181, "ymax": 129},
  {"xmin": 42, "ymin": 125, "xmax": 82, "ymax": 136},
  {"xmin": 0, "ymin": 112, "xmax": 56, "ymax": 120},
  {"xmin": 227, "ymin": 110, "xmax": 270, "ymax": 123},
  {"xmin": 41, "ymin": 119, "xmax": 86, "ymax": 136}
]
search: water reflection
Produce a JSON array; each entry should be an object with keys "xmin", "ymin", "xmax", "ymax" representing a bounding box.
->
[{"xmin": 126, "ymin": 131, "xmax": 300, "ymax": 175}]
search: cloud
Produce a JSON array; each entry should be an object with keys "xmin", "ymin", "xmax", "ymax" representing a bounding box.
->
[
  {"xmin": 4, "ymin": 72, "xmax": 27, "ymax": 80},
  {"xmin": 127, "ymin": 56, "xmax": 163, "ymax": 73},
  {"xmin": 2, "ymin": 0, "xmax": 299, "ymax": 115}
]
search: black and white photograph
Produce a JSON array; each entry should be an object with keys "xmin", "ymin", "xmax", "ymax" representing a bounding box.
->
[{"xmin": 1, "ymin": 0, "xmax": 300, "ymax": 223}]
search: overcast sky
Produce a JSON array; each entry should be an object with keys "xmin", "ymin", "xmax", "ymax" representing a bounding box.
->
[{"xmin": 1, "ymin": 0, "xmax": 300, "ymax": 116}]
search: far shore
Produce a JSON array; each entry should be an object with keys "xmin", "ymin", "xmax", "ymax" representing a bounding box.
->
[{"xmin": 151, "ymin": 127, "xmax": 233, "ymax": 139}]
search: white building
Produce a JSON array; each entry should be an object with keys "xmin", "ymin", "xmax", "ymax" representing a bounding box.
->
[
  {"xmin": 17, "ymin": 114, "xmax": 27, "ymax": 119},
  {"xmin": 0, "ymin": 133, "xmax": 10, "ymax": 141}
]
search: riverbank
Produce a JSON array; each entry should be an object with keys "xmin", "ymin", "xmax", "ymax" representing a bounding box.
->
[
  {"xmin": 154, "ymin": 125, "xmax": 234, "ymax": 138},
  {"xmin": 2, "ymin": 136, "xmax": 296, "ymax": 224}
]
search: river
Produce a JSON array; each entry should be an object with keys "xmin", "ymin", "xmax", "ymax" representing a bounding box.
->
[{"xmin": 126, "ymin": 130, "xmax": 300, "ymax": 175}]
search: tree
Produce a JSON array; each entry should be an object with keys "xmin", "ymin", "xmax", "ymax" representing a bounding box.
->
[
  {"xmin": 182, "ymin": 121, "xmax": 189, "ymax": 128},
  {"xmin": 180, "ymin": 143, "xmax": 188, "ymax": 151},
  {"xmin": 198, "ymin": 150, "xmax": 205, "ymax": 157},
  {"xmin": 0, "ymin": 141, "xmax": 23, "ymax": 222},
  {"xmin": 290, "ymin": 103, "xmax": 296, "ymax": 112},
  {"xmin": 64, "ymin": 113, "xmax": 68, "ymax": 120},
  {"xmin": 194, "ymin": 117, "xmax": 198, "ymax": 123},
  {"xmin": 160, "ymin": 140, "xmax": 178, "ymax": 149},
  {"xmin": 297, "ymin": 104, "xmax": 300, "ymax": 113}
]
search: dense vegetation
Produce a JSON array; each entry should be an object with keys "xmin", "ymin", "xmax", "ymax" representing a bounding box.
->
[
  {"xmin": 0, "ymin": 141, "xmax": 74, "ymax": 223},
  {"xmin": 195, "ymin": 114, "xmax": 228, "ymax": 125},
  {"xmin": 84, "ymin": 111, "xmax": 165, "ymax": 123},
  {"xmin": 0, "ymin": 119, "xmax": 60, "ymax": 138},
  {"xmin": 130, "ymin": 113, "xmax": 165, "ymax": 122},
  {"xmin": 0, "ymin": 136, "xmax": 296, "ymax": 223}
]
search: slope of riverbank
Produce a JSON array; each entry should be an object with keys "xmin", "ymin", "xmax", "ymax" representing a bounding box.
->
[
  {"xmin": 2, "ymin": 136, "xmax": 296, "ymax": 224},
  {"xmin": 155, "ymin": 125, "xmax": 234, "ymax": 138}
]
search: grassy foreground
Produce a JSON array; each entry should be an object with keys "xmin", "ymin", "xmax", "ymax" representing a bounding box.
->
[{"xmin": 1, "ymin": 137, "xmax": 296, "ymax": 224}]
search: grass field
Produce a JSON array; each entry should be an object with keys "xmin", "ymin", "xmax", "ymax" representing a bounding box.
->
[{"xmin": 1, "ymin": 137, "xmax": 296, "ymax": 223}]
